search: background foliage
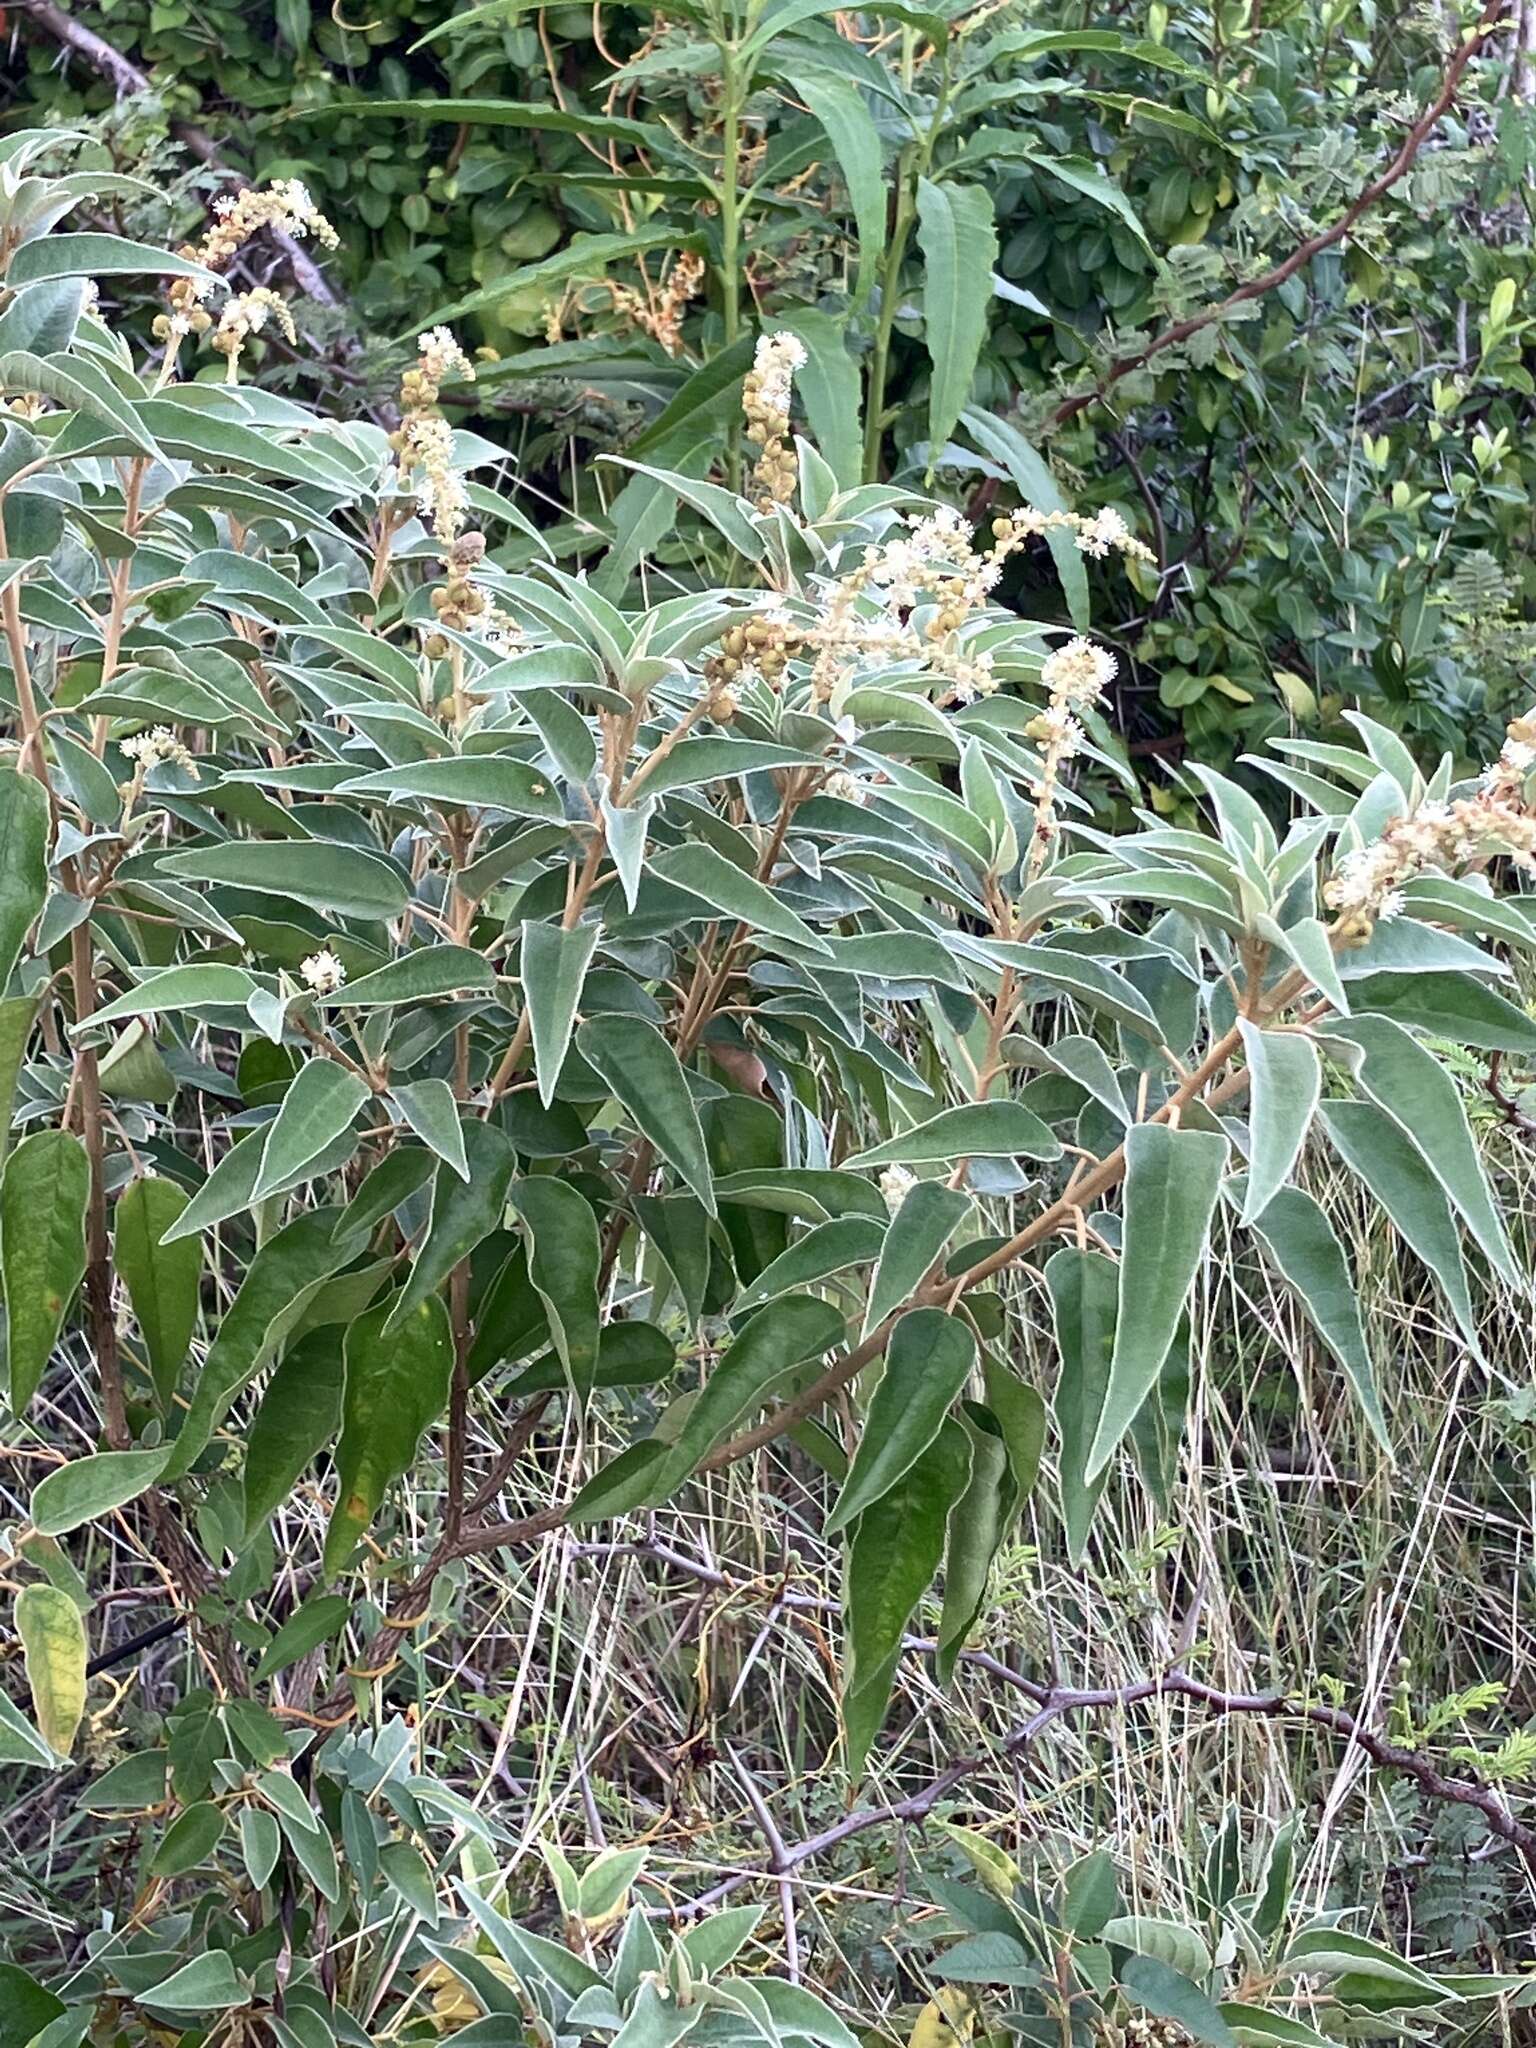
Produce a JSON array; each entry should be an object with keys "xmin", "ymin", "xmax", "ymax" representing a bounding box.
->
[{"xmin": 5, "ymin": 4, "xmax": 1536, "ymax": 2047}]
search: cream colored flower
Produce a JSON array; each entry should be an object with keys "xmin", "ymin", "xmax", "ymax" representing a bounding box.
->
[{"xmin": 300, "ymin": 948, "xmax": 347, "ymax": 996}]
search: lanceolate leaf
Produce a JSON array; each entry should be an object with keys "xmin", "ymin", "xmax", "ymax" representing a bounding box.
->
[
  {"xmin": 1236, "ymin": 1021, "xmax": 1321, "ymax": 1223},
  {"xmin": 158, "ymin": 839, "xmax": 408, "ymax": 920},
  {"xmin": 862, "ymin": 1181, "xmax": 970, "ymax": 1336},
  {"xmin": 242, "ymin": 1329, "xmax": 346, "ymax": 1536},
  {"xmin": 387, "ymin": 1121, "xmax": 515, "ymax": 1329},
  {"xmin": 0, "ymin": 767, "xmax": 49, "ymax": 991},
  {"xmin": 827, "ymin": 1308, "xmax": 976, "ymax": 1534},
  {"xmin": 1046, "ymin": 1245, "xmax": 1117, "ymax": 1563},
  {"xmin": 915, "ymin": 178, "xmax": 998, "ymax": 462},
  {"xmin": 935, "ymin": 1409, "xmax": 1014, "ymax": 1683},
  {"xmin": 2, "ymin": 1129, "xmax": 88, "ymax": 1415},
  {"xmin": 163, "ymin": 1208, "xmax": 362, "ymax": 1481},
  {"xmin": 113, "ymin": 1176, "xmax": 202, "ymax": 1406},
  {"xmin": 1237, "ymin": 1181, "xmax": 1391, "ymax": 1453},
  {"xmin": 252, "ymin": 1060, "xmax": 369, "ymax": 1201},
  {"xmin": 30, "ymin": 1446, "xmax": 170, "ymax": 1536},
  {"xmin": 16, "ymin": 1583, "xmax": 87, "ymax": 1757},
  {"xmin": 577, "ymin": 1013, "xmax": 716, "ymax": 1214},
  {"xmin": 522, "ymin": 918, "xmax": 602, "ymax": 1106},
  {"xmin": 1328, "ymin": 1015, "xmax": 1520, "ymax": 1288},
  {"xmin": 843, "ymin": 1419, "xmax": 972, "ymax": 1775},
  {"xmin": 507, "ymin": 1176, "xmax": 602, "ymax": 1400},
  {"xmin": 389, "ymin": 1077, "xmax": 471, "ymax": 1180},
  {"xmin": 845, "ymin": 1101, "xmax": 1059, "ymax": 1170},
  {"xmin": 1086, "ymin": 1124, "xmax": 1226, "ymax": 1480},
  {"xmin": 1318, "ymin": 1099, "xmax": 1481, "ymax": 1355},
  {"xmin": 324, "ymin": 1295, "xmax": 454, "ymax": 1578}
]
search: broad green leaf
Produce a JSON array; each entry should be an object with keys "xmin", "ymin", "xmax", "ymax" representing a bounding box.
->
[
  {"xmin": 164, "ymin": 1208, "xmax": 362, "ymax": 1480},
  {"xmin": 507, "ymin": 1176, "xmax": 602, "ymax": 1400},
  {"xmin": 89, "ymin": 964, "xmax": 261, "ymax": 1026},
  {"xmin": 734, "ymin": 1215, "xmax": 886, "ymax": 1313},
  {"xmin": 1102, "ymin": 1916, "xmax": 1210, "ymax": 1977},
  {"xmin": 1046, "ymin": 1246, "xmax": 1117, "ymax": 1562},
  {"xmin": 242, "ymin": 1330, "xmax": 345, "ymax": 1536},
  {"xmin": 916, "ymin": 179, "xmax": 998, "ymax": 462},
  {"xmin": 0, "ymin": 1964, "xmax": 64, "ymax": 2048},
  {"xmin": 1236, "ymin": 1022, "xmax": 1321, "ymax": 1223},
  {"xmin": 569, "ymin": 1296, "xmax": 845, "ymax": 1522},
  {"xmin": 390, "ymin": 1078, "xmax": 471, "ymax": 1180},
  {"xmin": 387, "ymin": 1121, "xmax": 515, "ymax": 1329},
  {"xmin": 1342, "ymin": 968, "xmax": 1536, "ymax": 1052},
  {"xmin": 0, "ymin": 994, "xmax": 35, "ymax": 1170},
  {"xmin": 322, "ymin": 948, "xmax": 496, "ymax": 1008},
  {"xmin": 382, "ymin": 1840, "xmax": 442, "ymax": 1926},
  {"xmin": 1217, "ymin": 2007, "xmax": 1335, "ymax": 2048},
  {"xmin": 253, "ymin": 1060, "xmax": 369, "ymax": 1201},
  {"xmin": 1318, "ymin": 1099, "xmax": 1480, "ymax": 1355},
  {"xmin": 1238, "ymin": 1182, "xmax": 1391, "ymax": 1454},
  {"xmin": 151, "ymin": 1799, "xmax": 226, "ymax": 1877},
  {"xmin": 1086, "ymin": 1124, "xmax": 1225, "ymax": 1479},
  {"xmin": 16, "ymin": 1583, "xmax": 86, "ymax": 1757},
  {"xmin": 982, "ymin": 940, "xmax": 1161, "ymax": 1035},
  {"xmin": 31, "ymin": 1446, "xmax": 170, "ymax": 1536},
  {"xmin": 862, "ymin": 1181, "xmax": 970, "ymax": 1335},
  {"xmin": 503, "ymin": 1319, "xmax": 674, "ymax": 1398},
  {"xmin": 845, "ymin": 1101, "xmax": 1060, "ymax": 1169},
  {"xmin": 339, "ymin": 758, "xmax": 565, "ymax": 820},
  {"xmin": 0, "ymin": 766, "xmax": 48, "ymax": 990},
  {"xmin": 843, "ymin": 1419, "xmax": 971, "ymax": 1775},
  {"xmin": 2, "ymin": 1129, "xmax": 88, "ymax": 1414},
  {"xmin": 9, "ymin": 232, "xmax": 220, "ymax": 287},
  {"xmin": 138, "ymin": 1951, "xmax": 250, "ymax": 2014},
  {"xmin": 795, "ymin": 73, "xmax": 884, "ymax": 307},
  {"xmin": 828, "ymin": 1308, "xmax": 975, "ymax": 1533},
  {"xmin": 653, "ymin": 842, "xmax": 833, "ymax": 956},
  {"xmin": 577, "ymin": 1013, "xmax": 715, "ymax": 1214},
  {"xmin": 240, "ymin": 1807, "xmax": 282, "ymax": 1891},
  {"xmin": 1280, "ymin": 1928, "xmax": 1450, "ymax": 2000},
  {"xmin": 1328, "ymin": 1014, "xmax": 1520, "ymax": 1288},
  {"xmin": 522, "ymin": 919, "xmax": 602, "ymax": 1107},
  {"xmin": 113, "ymin": 1178, "xmax": 201, "ymax": 1406},
  {"xmin": 252, "ymin": 1590, "xmax": 352, "ymax": 1680},
  {"xmin": 324, "ymin": 1296, "xmax": 454, "ymax": 1577},
  {"xmin": 980, "ymin": 1356, "xmax": 1045, "ymax": 1517},
  {"xmin": 1118, "ymin": 1957, "xmax": 1234, "ymax": 2048},
  {"xmin": 158, "ymin": 839, "xmax": 408, "ymax": 921}
]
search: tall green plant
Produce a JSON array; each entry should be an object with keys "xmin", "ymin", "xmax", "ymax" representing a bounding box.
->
[{"xmin": 1, "ymin": 139, "xmax": 1533, "ymax": 2036}]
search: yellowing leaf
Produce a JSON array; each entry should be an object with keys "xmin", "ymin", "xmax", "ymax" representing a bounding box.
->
[
  {"xmin": 16, "ymin": 1583, "xmax": 87, "ymax": 1757},
  {"xmin": 909, "ymin": 1989, "xmax": 977, "ymax": 2048},
  {"xmin": 939, "ymin": 1822, "xmax": 1021, "ymax": 1900}
]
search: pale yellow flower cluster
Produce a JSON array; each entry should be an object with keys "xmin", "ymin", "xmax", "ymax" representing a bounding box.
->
[
  {"xmin": 744, "ymin": 332, "xmax": 807, "ymax": 510},
  {"xmin": 392, "ymin": 329, "xmax": 477, "ymax": 550},
  {"xmin": 154, "ymin": 181, "xmax": 339, "ymax": 372},
  {"xmin": 1324, "ymin": 707, "xmax": 1536, "ymax": 936}
]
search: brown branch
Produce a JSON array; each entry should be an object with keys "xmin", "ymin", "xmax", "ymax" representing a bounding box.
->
[
  {"xmin": 11, "ymin": 0, "xmax": 346, "ymax": 318},
  {"xmin": 1043, "ymin": 0, "xmax": 1512, "ymax": 434},
  {"xmin": 583, "ymin": 1545, "xmax": 1536, "ymax": 1904}
]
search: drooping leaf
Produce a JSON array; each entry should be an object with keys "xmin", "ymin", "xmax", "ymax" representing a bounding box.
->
[
  {"xmin": 324, "ymin": 1296, "xmax": 454, "ymax": 1577},
  {"xmin": 242, "ymin": 1329, "xmax": 346, "ymax": 1536},
  {"xmin": 1318, "ymin": 1099, "xmax": 1481, "ymax": 1355},
  {"xmin": 2, "ymin": 1128, "xmax": 89, "ymax": 1415},
  {"xmin": 577, "ymin": 1013, "xmax": 715, "ymax": 1214},
  {"xmin": 862, "ymin": 1181, "xmax": 970, "ymax": 1336},
  {"xmin": 1236, "ymin": 1021, "xmax": 1320, "ymax": 1223},
  {"xmin": 507, "ymin": 1176, "xmax": 602, "ymax": 1400},
  {"xmin": 915, "ymin": 178, "xmax": 998, "ymax": 462},
  {"xmin": 1086, "ymin": 1124, "xmax": 1225, "ymax": 1479},
  {"xmin": 843, "ymin": 1418, "xmax": 972, "ymax": 1775},
  {"xmin": 935, "ymin": 1408, "xmax": 1013, "ymax": 1682},
  {"xmin": 521, "ymin": 919, "xmax": 603, "ymax": 1107},
  {"xmin": 163, "ymin": 1208, "xmax": 362, "ymax": 1481},
  {"xmin": 390, "ymin": 1078, "xmax": 471, "ymax": 1181},
  {"xmin": 1046, "ymin": 1245, "xmax": 1117, "ymax": 1563},
  {"xmin": 1328, "ymin": 1014, "xmax": 1520, "ymax": 1288},
  {"xmin": 1237, "ymin": 1181, "xmax": 1391, "ymax": 1454},
  {"xmin": 387, "ymin": 1122, "xmax": 515, "ymax": 1329},
  {"xmin": 0, "ymin": 767, "xmax": 49, "ymax": 991},
  {"xmin": 113, "ymin": 1176, "xmax": 202, "ymax": 1406},
  {"xmin": 827, "ymin": 1308, "xmax": 976, "ymax": 1534}
]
